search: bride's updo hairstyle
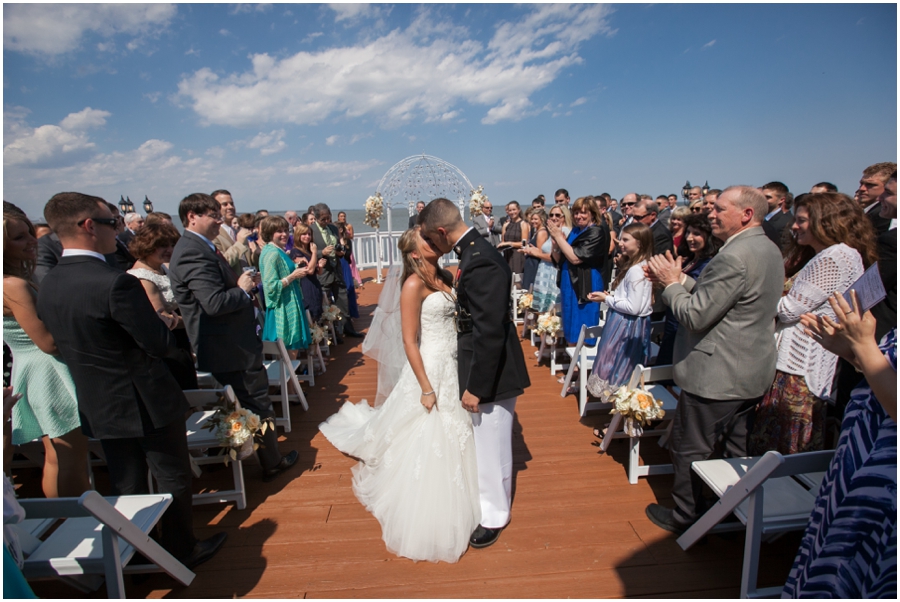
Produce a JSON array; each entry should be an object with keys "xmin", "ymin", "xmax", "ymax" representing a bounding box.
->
[{"xmin": 398, "ymin": 227, "xmax": 452, "ymax": 291}]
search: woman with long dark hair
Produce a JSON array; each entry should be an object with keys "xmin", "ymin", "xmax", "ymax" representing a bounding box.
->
[
  {"xmin": 2, "ymin": 202, "xmax": 90, "ymax": 497},
  {"xmin": 749, "ymin": 192, "xmax": 877, "ymax": 455}
]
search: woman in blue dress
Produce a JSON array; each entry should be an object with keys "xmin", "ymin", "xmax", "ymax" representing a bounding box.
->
[
  {"xmin": 547, "ymin": 197, "xmax": 609, "ymax": 347},
  {"xmin": 530, "ymin": 206, "xmax": 571, "ymax": 313}
]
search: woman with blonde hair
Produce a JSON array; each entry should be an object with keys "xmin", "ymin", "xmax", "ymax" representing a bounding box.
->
[
  {"xmin": 668, "ymin": 206, "xmax": 691, "ymax": 250},
  {"xmin": 320, "ymin": 227, "xmax": 480, "ymax": 563},
  {"xmin": 749, "ymin": 192, "xmax": 877, "ymax": 455},
  {"xmin": 2, "ymin": 202, "xmax": 90, "ymax": 497}
]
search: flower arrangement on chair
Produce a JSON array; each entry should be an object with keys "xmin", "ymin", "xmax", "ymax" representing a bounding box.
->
[
  {"xmin": 204, "ymin": 396, "xmax": 268, "ymax": 462},
  {"xmin": 608, "ymin": 386, "xmax": 666, "ymax": 437},
  {"xmin": 320, "ymin": 304, "xmax": 342, "ymax": 324},
  {"xmin": 310, "ymin": 323, "xmax": 330, "ymax": 346},
  {"xmin": 534, "ymin": 311, "xmax": 562, "ymax": 344},
  {"xmin": 469, "ymin": 185, "xmax": 488, "ymax": 219},
  {"xmin": 364, "ymin": 193, "xmax": 384, "ymax": 229},
  {"xmin": 517, "ymin": 292, "xmax": 533, "ymax": 313}
]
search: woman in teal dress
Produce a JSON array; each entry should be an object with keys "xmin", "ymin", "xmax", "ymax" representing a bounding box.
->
[
  {"xmin": 2, "ymin": 202, "xmax": 90, "ymax": 498},
  {"xmin": 258, "ymin": 216, "xmax": 312, "ymax": 357}
]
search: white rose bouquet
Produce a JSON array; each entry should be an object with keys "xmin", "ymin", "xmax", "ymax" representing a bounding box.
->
[
  {"xmin": 204, "ymin": 396, "xmax": 267, "ymax": 461},
  {"xmin": 469, "ymin": 185, "xmax": 488, "ymax": 219},
  {"xmin": 534, "ymin": 312, "xmax": 562, "ymax": 344},
  {"xmin": 608, "ymin": 385, "xmax": 666, "ymax": 438},
  {"xmin": 364, "ymin": 193, "xmax": 384, "ymax": 229},
  {"xmin": 311, "ymin": 323, "xmax": 329, "ymax": 345},
  {"xmin": 321, "ymin": 304, "xmax": 342, "ymax": 323}
]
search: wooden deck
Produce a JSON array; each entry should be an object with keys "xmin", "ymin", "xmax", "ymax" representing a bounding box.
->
[{"xmin": 26, "ymin": 269, "xmax": 803, "ymax": 598}]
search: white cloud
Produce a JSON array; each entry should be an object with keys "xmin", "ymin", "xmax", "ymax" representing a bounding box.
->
[
  {"xmin": 286, "ymin": 160, "xmax": 380, "ymax": 175},
  {"xmin": 219, "ymin": 29, "xmax": 231, "ymax": 37},
  {"xmin": 177, "ymin": 5, "xmax": 615, "ymax": 128},
  {"xmin": 4, "ymin": 107, "xmax": 110, "ymax": 167},
  {"xmin": 570, "ymin": 97, "xmax": 588, "ymax": 107},
  {"xmin": 702, "ymin": 39, "xmax": 716, "ymax": 49},
  {"xmin": 329, "ymin": 4, "xmax": 381, "ymax": 23},
  {"xmin": 301, "ymin": 32, "xmax": 324, "ymax": 44},
  {"xmin": 230, "ymin": 4, "xmax": 272, "ymax": 15},
  {"xmin": 4, "ymin": 4, "xmax": 177, "ymax": 58},
  {"xmin": 246, "ymin": 129, "xmax": 287, "ymax": 156},
  {"xmin": 325, "ymin": 135, "xmax": 339, "ymax": 146}
]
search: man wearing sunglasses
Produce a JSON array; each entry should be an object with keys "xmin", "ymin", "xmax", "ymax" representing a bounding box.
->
[
  {"xmin": 37, "ymin": 192, "xmax": 227, "ymax": 569},
  {"xmin": 617, "ymin": 192, "xmax": 639, "ymax": 232}
]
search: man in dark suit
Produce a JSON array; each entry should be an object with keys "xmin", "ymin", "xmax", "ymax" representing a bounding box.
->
[
  {"xmin": 420, "ymin": 198, "xmax": 531, "ymax": 549},
  {"xmin": 310, "ymin": 203, "xmax": 363, "ymax": 340},
  {"xmin": 856, "ymin": 162, "xmax": 896, "ymax": 236},
  {"xmin": 33, "ymin": 202, "xmax": 135, "ymax": 283},
  {"xmin": 168, "ymin": 193, "xmax": 299, "ymax": 483},
  {"xmin": 118, "ymin": 212, "xmax": 144, "ymax": 247},
  {"xmin": 761, "ymin": 182, "xmax": 794, "ymax": 249},
  {"xmin": 645, "ymin": 186, "xmax": 784, "ymax": 534},
  {"xmin": 408, "ymin": 201, "xmax": 425, "ymax": 229},
  {"xmin": 36, "ymin": 192, "xmax": 225, "ymax": 568},
  {"xmin": 632, "ymin": 199, "xmax": 674, "ymax": 256}
]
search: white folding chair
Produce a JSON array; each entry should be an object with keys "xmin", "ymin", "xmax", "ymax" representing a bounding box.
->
[
  {"xmin": 597, "ymin": 364, "xmax": 679, "ymax": 484},
  {"xmin": 262, "ymin": 339, "xmax": 309, "ymax": 433},
  {"xmin": 559, "ymin": 323, "xmax": 606, "ymax": 416},
  {"xmin": 17, "ymin": 491, "xmax": 194, "ymax": 598},
  {"xmin": 297, "ymin": 309, "xmax": 327, "ymax": 385},
  {"xmin": 510, "ymin": 273, "xmax": 524, "ymax": 324},
  {"xmin": 181, "ymin": 387, "xmax": 247, "ymax": 510},
  {"xmin": 677, "ymin": 450, "xmax": 834, "ymax": 598}
]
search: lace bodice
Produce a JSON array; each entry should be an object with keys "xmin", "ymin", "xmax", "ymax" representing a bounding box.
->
[
  {"xmin": 418, "ymin": 291, "xmax": 458, "ymax": 359},
  {"xmin": 127, "ymin": 267, "xmax": 176, "ymax": 309},
  {"xmin": 776, "ymin": 243, "xmax": 864, "ymax": 398}
]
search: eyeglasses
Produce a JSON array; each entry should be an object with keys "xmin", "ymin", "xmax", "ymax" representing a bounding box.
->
[
  {"xmin": 549, "ymin": 213, "xmax": 563, "ymax": 218},
  {"xmin": 77, "ymin": 217, "xmax": 119, "ymax": 228},
  {"xmin": 691, "ymin": 207, "xmax": 703, "ymax": 213},
  {"xmin": 621, "ymin": 202, "xmax": 635, "ymax": 207},
  {"xmin": 632, "ymin": 213, "xmax": 651, "ymax": 220}
]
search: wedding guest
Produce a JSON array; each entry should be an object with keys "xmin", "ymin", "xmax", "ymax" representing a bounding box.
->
[
  {"xmin": 784, "ymin": 293, "xmax": 896, "ymax": 598},
  {"xmin": 669, "ymin": 206, "xmax": 691, "ymax": 248},
  {"xmin": 290, "ymin": 223, "xmax": 326, "ymax": 321},
  {"xmin": 258, "ymin": 216, "xmax": 312, "ymax": 360},
  {"xmin": 749, "ymin": 192, "xmax": 875, "ymax": 455},
  {"xmin": 655, "ymin": 213, "xmax": 722, "ymax": 367},
  {"xmin": 530, "ymin": 207, "xmax": 572, "ymax": 313},
  {"xmin": 127, "ymin": 222, "xmax": 198, "ymax": 390},
  {"xmin": 144, "ymin": 211, "xmax": 173, "ymax": 226},
  {"xmin": 498, "ymin": 201, "xmax": 530, "ymax": 278},
  {"xmin": 586, "ymin": 223, "xmax": 654, "ymax": 405},
  {"xmin": 337, "ymin": 211, "xmax": 362, "ymax": 288},
  {"xmin": 236, "ymin": 213, "xmax": 263, "ymax": 269},
  {"xmin": 689, "ymin": 199, "xmax": 704, "ymax": 215},
  {"xmin": 548, "ymin": 197, "xmax": 608, "ymax": 347},
  {"xmin": 3, "ymin": 202, "xmax": 90, "ymax": 498},
  {"xmin": 520, "ymin": 208, "xmax": 548, "ymax": 291}
]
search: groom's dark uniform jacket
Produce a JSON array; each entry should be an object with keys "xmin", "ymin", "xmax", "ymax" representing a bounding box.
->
[{"xmin": 454, "ymin": 228, "xmax": 530, "ymax": 404}]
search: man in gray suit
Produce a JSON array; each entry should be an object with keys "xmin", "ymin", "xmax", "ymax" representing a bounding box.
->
[
  {"xmin": 168, "ymin": 193, "xmax": 299, "ymax": 483},
  {"xmin": 644, "ymin": 186, "xmax": 784, "ymax": 533},
  {"xmin": 472, "ymin": 200, "xmax": 502, "ymax": 247}
]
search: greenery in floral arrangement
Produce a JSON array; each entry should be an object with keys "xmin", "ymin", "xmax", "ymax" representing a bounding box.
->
[{"xmin": 203, "ymin": 395, "xmax": 268, "ymax": 462}]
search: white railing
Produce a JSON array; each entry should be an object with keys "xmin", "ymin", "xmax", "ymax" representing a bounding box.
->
[{"xmin": 353, "ymin": 231, "xmax": 458, "ymax": 281}]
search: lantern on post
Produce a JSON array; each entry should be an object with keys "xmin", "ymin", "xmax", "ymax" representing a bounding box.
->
[{"xmin": 143, "ymin": 196, "xmax": 153, "ymax": 214}]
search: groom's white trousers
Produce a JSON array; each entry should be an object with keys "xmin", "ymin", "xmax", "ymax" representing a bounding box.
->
[{"xmin": 471, "ymin": 396, "xmax": 517, "ymax": 529}]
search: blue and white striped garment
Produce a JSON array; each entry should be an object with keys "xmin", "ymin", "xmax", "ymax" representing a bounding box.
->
[{"xmin": 783, "ymin": 329, "xmax": 896, "ymax": 599}]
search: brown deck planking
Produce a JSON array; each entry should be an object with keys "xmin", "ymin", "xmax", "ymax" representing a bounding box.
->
[{"xmin": 25, "ymin": 268, "xmax": 802, "ymax": 599}]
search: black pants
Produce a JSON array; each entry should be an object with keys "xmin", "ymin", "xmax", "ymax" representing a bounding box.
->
[
  {"xmin": 668, "ymin": 390, "xmax": 759, "ymax": 525},
  {"xmin": 320, "ymin": 271, "xmax": 351, "ymax": 331},
  {"xmin": 101, "ymin": 419, "xmax": 195, "ymax": 559},
  {"xmin": 213, "ymin": 366, "xmax": 283, "ymax": 471}
]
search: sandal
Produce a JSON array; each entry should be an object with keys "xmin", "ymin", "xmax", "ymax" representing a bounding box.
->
[{"xmin": 593, "ymin": 427, "xmax": 604, "ymax": 439}]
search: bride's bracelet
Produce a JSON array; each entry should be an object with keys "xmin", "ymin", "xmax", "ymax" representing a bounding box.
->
[{"xmin": 422, "ymin": 390, "xmax": 435, "ymax": 396}]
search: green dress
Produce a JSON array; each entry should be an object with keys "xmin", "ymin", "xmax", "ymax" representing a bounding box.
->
[
  {"xmin": 260, "ymin": 243, "xmax": 312, "ymax": 350},
  {"xmin": 2, "ymin": 316, "xmax": 81, "ymax": 444}
]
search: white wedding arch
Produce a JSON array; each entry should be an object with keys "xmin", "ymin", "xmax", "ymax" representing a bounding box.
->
[{"xmin": 361, "ymin": 154, "xmax": 481, "ymax": 280}]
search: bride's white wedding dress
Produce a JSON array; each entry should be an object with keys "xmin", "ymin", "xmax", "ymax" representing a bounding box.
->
[{"xmin": 319, "ymin": 291, "xmax": 481, "ymax": 563}]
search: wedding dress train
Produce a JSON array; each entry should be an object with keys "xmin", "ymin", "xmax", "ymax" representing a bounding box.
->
[{"xmin": 319, "ymin": 292, "xmax": 480, "ymax": 563}]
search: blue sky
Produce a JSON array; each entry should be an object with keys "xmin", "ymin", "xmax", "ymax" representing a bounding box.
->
[{"xmin": 3, "ymin": 3, "xmax": 897, "ymax": 220}]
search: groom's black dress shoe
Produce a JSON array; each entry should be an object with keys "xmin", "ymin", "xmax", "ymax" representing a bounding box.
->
[
  {"xmin": 470, "ymin": 525, "xmax": 503, "ymax": 548},
  {"xmin": 262, "ymin": 450, "xmax": 299, "ymax": 483},
  {"xmin": 180, "ymin": 532, "xmax": 228, "ymax": 570},
  {"xmin": 645, "ymin": 503, "xmax": 691, "ymax": 535},
  {"xmin": 343, "ymin": 328, "xmax": 364, "ymax": 338}
]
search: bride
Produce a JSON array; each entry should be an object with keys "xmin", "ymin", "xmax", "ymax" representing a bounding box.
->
[{"xmin": 319, "ymin": 227, "xmax": 480, "ymax": 563}]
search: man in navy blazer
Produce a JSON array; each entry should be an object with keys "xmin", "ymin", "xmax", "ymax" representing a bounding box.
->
[
  {"xmin": 37, "ymin": 192, "xmax": 225, "ymax": 569},
  {"xmin": 168, "ymin": 193, "xmax": 299, "ymax": 483}
]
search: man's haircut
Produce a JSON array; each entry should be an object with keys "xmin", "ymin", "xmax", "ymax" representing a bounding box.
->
[
  {"xmin": 725, "ymin": 186, "xmax": 768, "ymax": 224},
  {"xmin": 862, "ymin": 162, "xmax": 897, "ymax": 183},
  {"xmin": 554, "ymin": 188, "xmax": 569, "ymax": 199},
  {"xmin": 761, "ymin": 181, "xmax": 789, "ymax": 197},
  {"xmin": 637, "ymin": 200, "xmax": 659, "ymax": 215},
  {"xmin": 656, "ymin": 195, "xmax": 669, "ymax": 202},
  {"xmin": 106, "ymin": 202, "xmax": 119, "ymax": 215},
  {"xmin": 600, "ymin": 192, "xmax": 611, "ymax": 200},
  {"xmin": 144, "ymin": 211, "xmax": 172, "ymax": 226},
  {"xmin": 419, "ymin": 198, "xmax": 463, "ymax": 232},
  {"xmin": 706, "ymin": 188, "xmax": 723, "ymax": 197},
  {"xmin": 531, "ymin": 196, "xmax": 545, "ymax": 206},
  {"xmin": 783, "ymin": 192, "xmax": 795, "ymax": 211},
  {"xmin": 210, "ymin": 189, "xmax": 232, "ymax": 199},
  {"xmin": 179, "ymin": 192, "xmax": 219, "ymax": 227},
  {"xmin": 812, "ymin": 181, "xmax": 838, "ymax": 192},
  {"xmin": 43, "ymin": 192, "xmax": 107, "ymax": 237},
  {"xmin": 124, "ymin": 212, "xmax": 142, "ymax": 225},
  {"xmin": 314, "ymin": 203, "xmax": 332, "ymax": 219}
]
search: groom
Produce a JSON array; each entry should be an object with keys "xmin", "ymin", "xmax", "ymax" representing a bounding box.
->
[{"xmin": 420, "ymin": 198, "xmax": 530, "ymax": 548}]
